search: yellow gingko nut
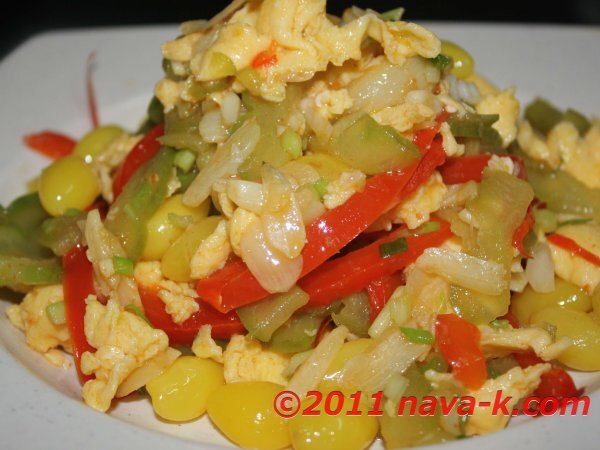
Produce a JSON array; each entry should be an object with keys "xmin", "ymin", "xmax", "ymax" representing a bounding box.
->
[
  {"xmin": 288, "ymin": 396, "xmax": 379, "ymax": 450},
  {"xmin": 206, "ymin": 381, "xmax": 290, "ymax": 450},
  {"xmin": 146, "ymin": 356, "xmax": 224, "ymax": 422},
  {"xmin": 511, "ymin": 278, "xmax": 592, "ymax": 325},
  {"xmin": 531, "ymin": 307, "xmax": 600, "ymax": 371},
  {"xmin": 441, "ymin": 40, "xmax": 474, "ymax": 80},
  {"xmin": 142, "ymin": 195, "xmax": 210, "ymax": 260},
  {"xmin": 39, "ymin": 155, "xmax": 100, "ymax": 216},
  {"xmin": 73, "ymin": 125, "xmax": 123, "ymax": 163}
]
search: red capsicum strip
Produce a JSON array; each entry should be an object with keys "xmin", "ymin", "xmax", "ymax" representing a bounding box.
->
[
  {"xmin": 23, "ymin": 131, "xmax": 76, "ymax": 159},
  {"xmin": 63, "ymin": 246, "xmax": 96, "ymax": 384},
  {"xmin": 198, "ymin": 140, "xmax": 447, "ymax": 312},
  {"xmin": 86, "ymin": 52, "xmax": 100, "ymax": 129},
  {"xmin": 366, "ymin": 273, "xmax": 405, "ymax": 322},
  {"xmin": 435, "ymin": 313, "xmax": 487, "ymax": 390},
  {"xmin": 547, "ymin": 233, "xmax": 600, "ymax": 267},
  {"xmin": 251, "ymin": 41, "xmax": 278, "ymax": 69},
  {"xmin": 300, "ymin": 219, "xmax": 452, "ymax": 307},
  {"xmin": 513, "ymin": 205, "xmax": 535, "ymax": 258},
  {"xmin": 439, "ymin": 153, "xmax": 527, "ymax": 185},
  {"xmin": 138, "ymin": 285, "xmax": 246, "ymax": 345},
  {"xmin": 112, "ymin": 123, "xmax": 165, "ymax": 199}
]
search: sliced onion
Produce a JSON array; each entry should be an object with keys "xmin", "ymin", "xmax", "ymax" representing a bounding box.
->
[
  {"xmin": 115, "ymin": 347, "xmax": 181, "ymax": 398},
  {"xmin": 287, "ymin": 325, "xmax": 348, "ymax": 398},
  {"xmin": 199, "ymin": 109, "xmax": 228, "ymax": 144},
  {"xmin": 416, "ymin": 247, "xmax": 506, "ymax": 295},
  {"xmin": 341, "ymin": 329, "xmax": 428, "ymax": 393},
  {"xmin": 183, "ymin": 118, "xmax": 260, "ymax": 207},
  {"xmin": 239, "ymin": 218, "xmax": 303, "ymax": 293},
  {"xmin": 227, "ymin": 179, "xmax": 264, "ymax": 213},
  {"xmin": 526, "ymin": 242, "xmax": 555, "ymax": 293},
  {"xmin": 261, "ymin": 165, "xmax": 306, "ymax": 259}
]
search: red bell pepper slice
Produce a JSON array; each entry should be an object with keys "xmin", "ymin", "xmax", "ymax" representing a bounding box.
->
[
  {"xmin": 198, "ymin": 143, "xmax": 445, "ymax": 312},
  {"xmin": 440, "ymin": 154, "xmax": 527, "ymax": 185},
  {"xmin": 251, "ymin": 41, "xmax": 278, "ymax": 69},
  {"xmin": 547, "ymin": 233, "xmax": 600, "ymax": 267},
  {"xmin": 112, "ymin": 123, "xmax": 165, "ymax": 199},
  {"xmin": 138, "ymin": 285, "xmax": 246, "ymax": 345},
  {"xmin": 300, "ymin": 219, "xmax": 452, "ymax": 307},
  {"xmin": 513, "ymin": 205, "xmax": 535, "ymax": 258},
  {"xmin": 63, "ymin": 246, "xmax": 96, "ymax": 384},
  {"xmin": 533, "ymin": 367, "xmax": 582, "ymax": 399},
  {"xmin": 435, "ymin": 313, "xmax": 487, "ymax": 390},
  {"xmin": 366, "ymin": 273, "xmax": 405, "ymax": 322},
  {"xmin": 23, "ymin": 131, "xmax": 76, "ymax": 160},
  {"xmin": 412, "ymin": 111, "xmax": 449, "ymax": 151}
]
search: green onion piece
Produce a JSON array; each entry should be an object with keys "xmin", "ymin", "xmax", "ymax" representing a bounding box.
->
[
  {"xmin": 448, "ymin": 113, "xmax": 502, "ymax": 146},
  {"xmin": 313, "ymin": 177, "xmax": 328, "ymax": 200},
  {"xmin": 414, "ymin": 221, "xmax": 441, "ymax": 235},
  {"xmin": 563, "ymin": 108, "xmax": 591, "ymax": 135},
  {"xmin": 490, "ymin": 319, "xmax": 510, "ymax": 329},
  {"xmin": 419, "ymin": 354, "xmax": 448, "ymax": 373},
  {"xmin": 429, "ymin": 54, "xmax": 452, "ymax": 72},
  {"xmin": 379, "ymin": 237, "xmax": 408, "ymax": 259},
  {"xmin": 525, "ymin": 98, "xmax": 563, "ymax": 134},
  {"xmin": 381, "ymin": 7, "xmax": 405, "ymax": 21},
  {"xmin": 280, "ymin": 128, "xmax": 302, "ymax": 159},
  {"xmin": 174, "ymin": 150, "xmax": 196, "ymax": 173},
  {"xmin": 124, "ymin": 304, "xmax": 153, "ymax": 327},
  {"xmin": 400, "ymin": 326, "xmax": 434, "ymax": 345},
  {"xmin": 113, "ymin": 255, "xmax": 134, "ymax": 277},
  {"xmin": 487, "ymin": 365, "xmax": 501, "ymax": 379},
  {"xmin": 63, "ymin": 208, "xmax": 84, "ymax": 217},
  {"xmin": 533, "ymin": 209, "xmax": 557, "ymax": 233},
  {"xmin": 557, "ymin": 217, "xmax": 592, "ymax": 228},
  {"xmin": 147, "ymin": 96, "xmax": 164, "ymax": 125},
  {"xmin": 45, "ymin": 301, "xmax": 66, "ymax": 326},
  {"xmin": 168, "ymin": 213, "xmax": 193, "ymax": 229}
]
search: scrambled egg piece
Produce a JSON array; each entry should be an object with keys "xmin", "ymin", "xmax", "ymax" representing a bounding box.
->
[
  {"xmin": 517, "ymin": 121, "xmax": 560, "ymax": 168},
  {"xmin": 229, "ymin": 208, "xmax": 260, "ymax": 256},
  {"xmin": 465, "ymin": 73, "xmax": 499, "ymax": 97},
  {"xmin": 479, "ymin": 325, "xmax": 571, "ymax": 361},
  {"xmin": 192, "ymin": 325, "xmax": 224, "ymax": 363},
  {"xmin": 223, "ymin": 334, "xmax": 290, "ymax": 385},
  {"xmin": 6, "ymin": 285, "xmax": 72, "ymax": 368},
  {"xmin": 372, "ymin": 102, "xmax": 436, "ymax": 133},
  {"xmin": 323, "ymin": 170, "xmax": 366, "ymax": 209},
  {"xmin": 465, "ymin": 363, "xmax": 550, "ymax": 436},
  {"xmin": 390, "ymin": 171, "xmax": 447, "ymax": 229},
  {"xmin": 190, "ymin": 219, "xmax": 232, "ymax": 279},
  {"xmin": 85, "ymin": 209, "xmax": 140, "ymax": 307},
  {"xmin": 549, "ymin": 224, "xmax": 600, "ymax": 294},
  {"xmin": 313, "ymin": 85, "xmax": 353, "ymax": 120},
  {"xmin": 154, "ymin": 78, "xmax": 183, "ymax": 113},
  {"xmin": 80, "ymin": 296, "xmax": 169, "ymax": 412},
  {"xmin": 559, "ymin": 121, "xmax": 600, "ymax": 189},
  {"xmin": 162, "ymin": 0, "xmax": 440, "ymax": 102},
  {"xmin": 486, "ymin": 155, "xmax": 515, "ymax": 175},
  {"xmin": 439, "ymin": 122, "xmax": 465, "ymax": 157},
  {"xmin": 475, "ymin": 88, "xmax": 519, "ymax": 148},
  {"xmin": 134, "ymin": 261, "xmax": 199, "ymax": 324}
]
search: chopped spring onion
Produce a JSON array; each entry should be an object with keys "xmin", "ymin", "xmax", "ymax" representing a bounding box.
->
[
  {"xmin": 429, "ymin": 54, "xmax": 452, "ymax": 73},
  {"xmin": 379, "ymin": 237, "xmax": 408, "ymax": 259},
  {"xmin": 563, "ymin": 108, "xmax": 591, "ymax": 135},
  {"xmin": 490, "ymin": 319, "xmax": 510, "ymax": 329},
  {"xmin": 525, "ymin": 98, "xmax": 563, "ymax": 134},
  {"xmin": 124, "ymin": 304, "xmax": 153, "ymax": 327},
  {"xmin": 168, "ymin": 213, "xmax": 193, "ymax": 229},
  {"xmin": 313, "ymin": 177, "xmax": 328, "ymax": 200},
  {"xmin": 280, "ymin": 128, "xmax": 302, "ymax": 159},
  {"xmin": 113, "ymin": 255, "xmax": 134, "ymax": 277},
  {"xmin": 448, "ymin": 113, "xmax": 502, "ymax": 146},
  {"xmin": 399, "ymin": 326, "xmax": 434, "ymax": 345},
  {"xmin": 45, "ymin": 301, "xmax": 65, "ymax": 325},
  {"xmin": 533, "ymin": 209, "xmax": 557, "ymax": 233},
  {"xmin": 381, "ymin": 7, "xmax": 405, "ymax": 21},
  {"xmin": 414, "ymin": 221, "xmax": 441, "ymax": 235},
  {"xmin": 487, "ymin": 365, "xmax": 501, "ymax": 379},
  {"xmin": 174, "ymin": 150, "xmax": 197, "ymax": 173},
  {"xmin": 419, "ymin": 354, "xmax": 448, "ymax": 373},
  {"xmin": 558, "ymin": 218, "xmax": 592, "ymax": 228}
]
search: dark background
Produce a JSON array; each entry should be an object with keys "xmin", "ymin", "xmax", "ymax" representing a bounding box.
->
[{"xmin": 1, "ymin": 0, "xmax": 599, "ymax": 61}]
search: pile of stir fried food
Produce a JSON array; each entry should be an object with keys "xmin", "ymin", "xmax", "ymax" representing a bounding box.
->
[{"xmin": 4, "ymin": 0, "xmax": 600, "ymax": 448}]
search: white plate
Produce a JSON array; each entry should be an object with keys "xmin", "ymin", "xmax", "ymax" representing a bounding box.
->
[{"xmin": 0, "ymin": 24, "xmax": 598, "ymax": 450}]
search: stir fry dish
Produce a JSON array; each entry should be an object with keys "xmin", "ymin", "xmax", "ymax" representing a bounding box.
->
[{"xmin": 4, "ymin": 0, "xmax": 600, "ymax": 448}]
